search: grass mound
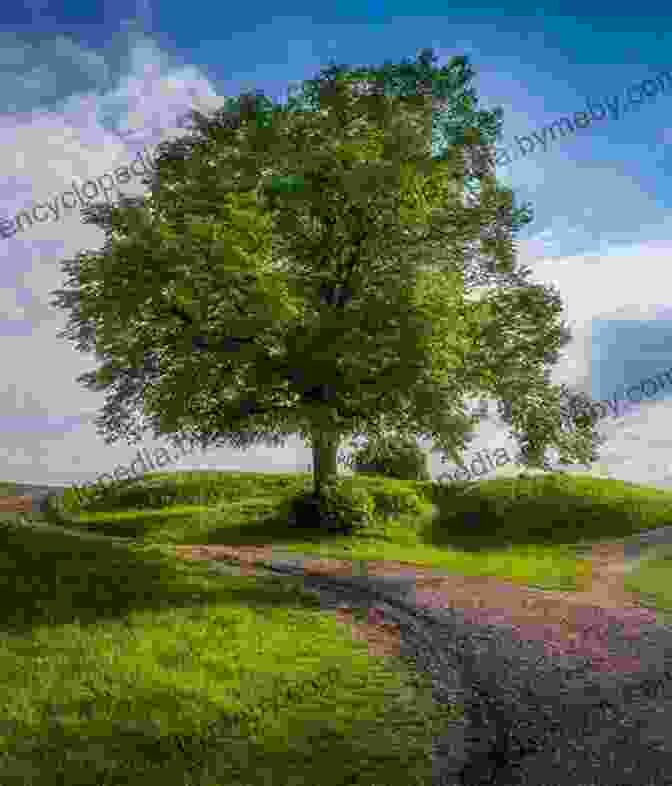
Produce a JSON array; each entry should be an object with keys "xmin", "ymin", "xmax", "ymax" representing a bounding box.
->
[
  {"xmin": 59, "ymin": 471, "xmax": 311, "ymax": 516},
  {"xmin": 0, "ymin": 516, "xmax": 461, "ymax": 785},
  {"xmin": 4, "ymin": 468, "xmax": 672, "ymax": 781},
  {"xmin": 35, "ymin": 469, "xmax": 672, "ymax": 593},
  {"xmin": 424, "ymin": 472, "xmax": 672, "ymax": 550}
]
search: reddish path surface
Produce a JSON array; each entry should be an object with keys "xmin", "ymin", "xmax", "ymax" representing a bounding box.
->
[{"xmin": 173, "ymin": 542, "xmax": 660, "ymax": 673}]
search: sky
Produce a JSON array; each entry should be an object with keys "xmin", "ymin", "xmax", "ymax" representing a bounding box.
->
[{"xmin": 1, "ymin": 1, "xmax": 671, "ymax": 490}]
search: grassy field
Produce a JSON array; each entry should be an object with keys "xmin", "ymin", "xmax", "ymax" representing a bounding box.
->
[
  {"xmin": 623, "ymin": 542, "xmax": 672, "ymax": 621},
  {"xmin": 2, "ymin": 468, "xmax": 672, "ymax": 784},
  {"xmin": 42, "ymin": 469, "xmax": 672, "ymax": 593},
  {"xmin": 0, "ymin": 504, "xmax": 463, "ymax": 785}
]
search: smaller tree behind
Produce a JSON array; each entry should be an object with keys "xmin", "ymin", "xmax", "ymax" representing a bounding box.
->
[{"xmin": 352, "ymin": 433, "xmax": 431, "ymax": 481}]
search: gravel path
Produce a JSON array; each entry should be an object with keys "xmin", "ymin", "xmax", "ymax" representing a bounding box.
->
[{"xmin": 205, "ymin": 556, "xmax": 672, "ymax": 785}]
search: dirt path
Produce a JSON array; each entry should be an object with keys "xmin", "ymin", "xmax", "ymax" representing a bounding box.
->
[
  {"xmin": 174, "ymin": 539, "xmax": 672, "ymax": 784},
  {"xmin": 173, "ymin": 540, "xmax": 666, "ymax": 668}
]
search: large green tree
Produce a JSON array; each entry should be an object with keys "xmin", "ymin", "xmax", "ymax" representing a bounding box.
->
[{"xmin": 50, "ymin": 49, "xmax": 606, "ymax": 500}]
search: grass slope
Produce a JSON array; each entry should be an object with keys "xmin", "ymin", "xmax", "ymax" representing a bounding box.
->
[
  {"xmin": 624, "ymin": 543, "xmax": 672, "ymax": 623},
  {"xmin": 44, "ymin": 469, "xmax": 672, "ymax": 593},
  {"xmin": 0, "ymin": 515, "xmax": 460, "ymax": 785},
  {"xmin": 3, "ymin": 468, "xmax": 672, "ymax": 783}
]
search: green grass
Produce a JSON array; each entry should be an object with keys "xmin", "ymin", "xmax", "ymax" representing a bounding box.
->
[
  {"xmin": 624, "ymin": 544, "xmax": 672, "ymax": 621},
  {"xmin": 5, "ymin": 468, "xmax": 672, "ymax": 782},
  {"xmin": 0, "ymin": 517, "xmax": 462, "ymax": 785},
  {"xmin": 49, "ymin": 469, "xmax": 672, "ymax": 593}
]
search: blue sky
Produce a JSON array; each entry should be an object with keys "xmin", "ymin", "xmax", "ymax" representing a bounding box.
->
[{"xmin": 1, "ymin": 1, "xmax": 672, "ymax": 488}]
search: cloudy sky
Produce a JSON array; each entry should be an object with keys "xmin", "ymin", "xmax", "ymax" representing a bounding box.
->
[{"xmin": 1, "ymin": 2, "xmax": 671, "ymax": 490}]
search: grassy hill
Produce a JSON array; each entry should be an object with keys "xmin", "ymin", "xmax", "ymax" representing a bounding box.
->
[
  {"xmin": 1, "ymin": 468, "xmax": 672, "ymax": 782},
  {"xmin": 0, "ymin": 469, "xmax": 467, "ymax": 785},
  {"xmin": 33, "ymin": 469, "xmax": 672, "ymax": 591}
]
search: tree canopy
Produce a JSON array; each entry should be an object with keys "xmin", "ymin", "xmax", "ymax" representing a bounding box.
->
[{"xmin": 50, "ymin": 48, "xmax": 606, "ymax": 497}]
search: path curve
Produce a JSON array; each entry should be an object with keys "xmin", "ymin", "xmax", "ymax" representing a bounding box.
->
[{"xmin": 175, "ymin": 544, "xmax": 672, "ymax": 785}]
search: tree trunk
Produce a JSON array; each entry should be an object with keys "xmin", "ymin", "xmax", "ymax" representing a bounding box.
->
[{"xmin": 311, "ymin": 427, "xmax": 340, "ymax": 496}]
